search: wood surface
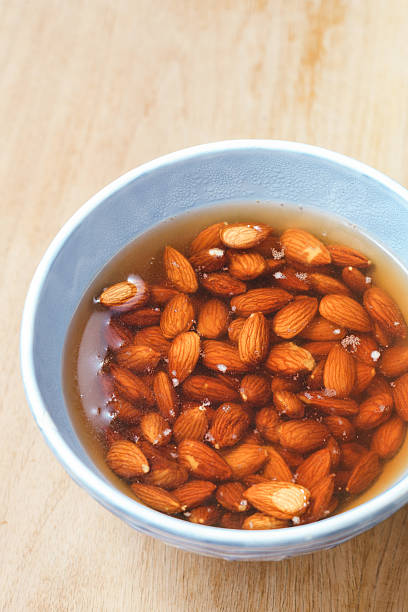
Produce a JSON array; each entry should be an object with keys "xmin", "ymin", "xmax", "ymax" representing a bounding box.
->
[{"xmin": 2, "ymin": 0, "xmax": 408, "ymax": 610}]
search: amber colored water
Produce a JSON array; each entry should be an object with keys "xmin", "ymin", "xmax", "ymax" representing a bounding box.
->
[{"xmin": 63, "ymin": 201, "xmax": 408, "ymax": 511}]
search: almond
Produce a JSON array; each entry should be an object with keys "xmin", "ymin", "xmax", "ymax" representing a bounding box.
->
[
  {"xmin": 144, "ymin": 461, "xmax": 188, "ymax": 489},
  {"xmin": 341, "ymin": 334, "xmax": 380, "ymax": 366},
  {"xmin": 340, "ymin": 442, "xmax": 369, "ymax": 469},
  {"xmin": 173, "ymin": 480, "xmax": 216, "ymax": 509},
  {"xmin": 254, "ymin": 234, "xmax": 283, "ymax": 258},
  {"xmin": 323, "ymin": 343, "xmax": 356, "ymax": 398},
  {"xmin": 99, "ymin": 277, "xmax": 149, "ymax": 312},
  {"xmin": 197, "ymin": 298, "xmax": 229, "ymax": 339},
  {"xmin": 109, "ymin": 397, "xmax": 143, "ymax": 425},
  {"xmin": 309, "ymin": 273, "xmax": 352, "ymax": 296},
  {"xmin": 202, "ymin": 340, "xmax": 248, "ymax": 374},
  {"xmin": 255, "ymin": 406, "xmax": 280, "ymax": 442},
  {"xmin": 106, "ymin": 440, "xmax": 150, "ymax": 478},
  {"xmin": 319, "ymin": 294, "xmax": 371, "ymax": 332},
  {"xmin": 373, "ymin": 320, "xmax": 392, "ymax": 347},
  {"xmin": 228, "ymin": 318, "xmax": 246, "ymax": 343},
  {"xmin": 327, "ymin": 244, "xmax": 370, "ymax": 268},
  {"xmin": 273, "ymin": 390, "xmax": 304, "ymax": 418},
  {"xmin": 110, "ymin": 364, "xmax": 155, "ymax": 406},
  {"xmin": 354, "ymin": 361, "xmax": 376, "ymax": 394},
  {"xmin": 326, "ymin": 436, "xmax": 341, "ymax": 468},
  {"xmin": 379, "ymin": 344, "xmax": 408, "ymax": 378},
  {"xmin": 306, "ymin": 474, "xmax": 335, "ymax": 521},
  {"xmin": 295, "ymin": 449, "xmax": 331, "ymax": 489},
  {"xmin": 189, "ymin": 247, "xmax": 227, "ymax": 272},
  {"xmin": 220, "ymin": 512, "xmax": 246, "ymax": 529},
  {"xmin": 173, "ymin": 406, "xmax": 208, "ymax": 443},
  {"xmin": 228, "ymin": 251, "xmax": 267, "ymax": 280},
  {"xmin": 274, "ymin": 267, "xmax": 311, "ymax": 292},
  {"xmin": 168, "ymin": 332, "xmax": 200, "ymax": 384},
  {"xmin": 341, "ymin": 266, "xmax": 371, "ymax": 295},
  {"xmin": 216, "ymin": 482, "xmax": 249, "ymax": 512},
  {"xmin": 273, "ymin": 447, "xmax": 304, "ymax": 469},
  {"xmin": 182, "ymin": 374, "xmax": 240, "ymax": 403},
  {"xmin": 131, "ymin": 483, "xmax": 183, "ymax": 514},
  {"xmin": 149, "ymin": 285, "xmax": 179, "ymax": 305},
  {"xmin": 280, "ymin": 228, "xmax": 331, "ymax": 266},
  {"xmin": 238, "ymin": 312, "xmax": 270, "ymax": 365},
  {"xmin": 266, "ymin": 342, "xmax": 315, "ymax": 375},
  {"xmin": 271, "ymin": 297, "xmax": 317, "ymax": 340},
  {"xmin": 178, "ymin": 439, "xmax": 232, "ymax": 481},
  {"xmin": 231, "ymin": 288, "xmax": 293, "ymax": 316},
  {"xmin": 119, "ymin": 307, "xmax": 162, "ymax": 328},
  {"xmin": 208, "ymin": 403, "xmax": 250, "ymax": 448},
  {"xmin": 200, "ymin": 272, "xmax": 246, "ymax": 296},
  {"xmin": 115, "ymin": 344, "xmax": 161, "ymax": 373},
  {"xmin": 323, "ymin": 415, "xmax": 355, "ymax": 442},
  {"xmin": 190, "ymin": 222, "xmax": 226, "ymax": 254},
  {"xmin": 262, "ymin": 447, "xmax": 293, "ymax": 481},
  {"xmin": 299, "ymin": 316, "xmax": 346, "ymax": 341},
  {"xmin": 270, "ymin": 376, "xmax": 302, "ymax": 393},
  {"xmin": 302, "ymin": 341, "xmax": 336, "ymax": 358},
  {"xmin": 220, "ymin": 223, "xmax": 271, "ymax": 249},
  {"xmin": 243, "ymin": 474, "xmax": 271, "ymax": 487},
  {"xmin": 265, "ymin": 258, "xmax": 286, "ymax": 273},
  {"xmin": 364, "ymin": 287, "xmax": 407, "ymax": 338},
  {"xmin": 223, "ymin": 444, "xmax": 268, "ymax": 479},
  {"xmin": 140, "ymin": 413, "xmax": 172, "ymax": 447},
  {"xmin": 160, "ymin": 293, "xmax": 194, "ymax": 339},
  {"xmin": 346, "ymin": 451, "xmax": 381, "ymax": 494},
  {"xmin": 153, "ymin": 371, "xmax": 179, "ymax": 422},
  {"xmin": 134, "ymin": 326, "xmax": 171, "ymax": 357},
  {"xmin": 298, "ymin": 391, "xmax": 359, "ymax": 416},
  {"xmin": 164, "ymin": 246, "xmax": 198, "ymax": 293},
  {"xmin": 371, "ymin": 416, "xmax": 406, "ymax": 459},
  {"xmin": 335, "ymin": 470, "xmax": 352, "ymax": 492},
  {"xmin": 242, "ymin": 513, "xmax": 289, "ymax": 529},
  {"xmin": 278, "ymin": 420, "xmax": 329, "ymax": 453},
  {"xmin": 188, "ymin": 505, "xmax": 221, "ymax": 525},
  {"xmin": 354, "ymin": 392, "xmax": 393, "ymax": 430},
  {"xmin": 393, "ymin": 372, "xmax": 408, "ymax": 421},
  {"xmin": 367, "ymin": 374, "xmax": 392, "ymax": 397},
  {"xmin": 244, "ymin": 481, "xmax": 311, "ymax": 519},
  {"xmin": 307, "ymin": 359, "xmax": 326, "ymax": 390},
  {"xmin": 105, "ymin": 318, "xmax": 133, "ymax": 350},
  {"xmin": 240, "ymin": 374, "xmax": 271, "ymax": 405}
]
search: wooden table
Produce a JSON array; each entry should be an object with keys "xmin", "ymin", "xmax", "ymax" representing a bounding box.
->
[{"xmin": 2, "ymin": 1, "xmax": 408, "ymax": 610}]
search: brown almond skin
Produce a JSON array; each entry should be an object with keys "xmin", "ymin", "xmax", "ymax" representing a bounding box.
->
[
  {"xmin": 228, "ymin": 251, "xmax": 267, "ymax": 280},
  {"xmin": 278, "ymin": 420, "xmax": 329, "ymax": 454},
  {"xmin": 305, "ymin": 474, "xmax": 335, "ymax": 522},
  {"xmin": 309, "ymin": 273, "xmax": 352, "ymax": 296},
  {"xmin": 295, "ymin": 449, "xmax": 331, "ymax": 490},
  {"xmin": 173, "ymin": 480, "xmax": 216, "ymax": 510},
  {"xmin": 131, "ymin": 483, "xmax": 183, "ymax": 514},
  {"xmin": 238, "ymin": 312, "xmax": 270, "ymax": 366},
  {"xmin": 106, "ymin": 441, "xmax": 150, "ymax": 478},
  {"xmin": 274, "ymin": 266, "xmax": 311, "ymax": 293},
  {"xmin": 220, "ymin": 512, "xmax": 246, "ymax": 529},
  {"xmin": 202, "ymin": 340, "xmax": 249, "ymax": 374},
  {"xmin": 188, "ymin": 505, "xmax": 221, "ymax": 525},
  {"xmin": 110, "ymin": 364, "xmax": 155, "ymax": 406},
  {"xmin": 324, "ymin": 416, "xmax": 356, "ymax": 442},
  {"xmin": 342, "ymin": 266, "xmax": 371, "ymax": 294},
  {"xmin": 302, "ymin": 341, "xmax": 337, "ymax": 359},
  {"xmin": 208, "ymin": 403, "xmax": 250, "ymax": 448},
  {"xmin": 319, "ymin": 294, "xmax": 372, "ymax": 332},
  {"xmin": 262, "ymin": 447, "xmax": 293, "ymax": 481},
  {"xmin": 228, "ymin": 318, "xmax": 246, "ymax": 343},
  {"xmin": 160, "ymin": 293, "xmax": 195, "ymax": 339},
  {"xmin": 149, "ymin": 285, "xmax": 179, "ymax": 305},
  {"xmin": 168, "ymin": 331, "xmax": 200, "ymax": 384},
  {"xmin": 153, "ymin": 371, "xmax": 179, "ymax": 422},
  {"xmin": 364, "ymin": 287, "xmax": 408, "ymax": 339},
  {"xmin": 393, "ymin": 372, "xmax": 408, "ymax": 421},
  {"xmin": 281, "ymin": 228, "xmax": 331, "ymax": 266},
  {"xmin": 216, "ymin": 482, "xmax": 249, "ymax": 512},
  {"xmin": 272, "ymin": 297, "xmax": 318, "ymax": 339},
  {"xmin": 115, "ymin": 344, "xmax": 161, "ymax": 373},
  {"xmin": 190, "ymin": 222, "xmax": 226, "ymax": 254},
  {"xmin": 173, "ymin": 407, "xmax": 209, "ymax": 443},
  {"xmin": 354, "ymin": 393, "xmax": 393, "ymax": 431},
  {"xmin": 178, "ymin": 439, "xmax": 232, "ymax": 481},
  {"xmin": 99, "ymin": 277, "xmax": 149, "ymax": 312},
  {"xmin": 346, "ymin": 451, "xmax": 381, "ymax": 494},
  {"xmin": 223, "ymin": 444, "xmax": 268, "ymax": 479},
  {"xmin": 328, "ymin": 244, "xmax": 371, "ymax": 268},
  {"xmin": 323, "ymin": 343, "xmax": 356, "ymax": 398},
  {"xmin": 220, "ymin": 223, "xmax": 271, "ymax": 249},
  {"xmin": 326, "ymin": 436, "xmax": 341, "ymax": 468},
  {"xmin": 189, "ymin": 247, "xmax": 227, "ymax": 272},
  {"xmin": 255, "ymin": 406, "xmax": 280, "ymax": 443},
  {"xmin": 164, "ymin": 246, "xmax": 198, "ymax": 293},
  {"xmin": 201, "ymin": 272, "xmax": 247, "ymax": 297},
  {"xmin": 371, "ymin": 416, "xmax": 406, "ymax": 459},
  {"xmin": 340, "ymin": 442, "xmax": 368, "ymax": 469},
  {"xmin": 379, "ymin": 344, "xmax": 408, "ymax": 378},
  {"xmin": 341, "ymin": 334, "xmax": 380, "ymax": 366},
  {"xmin": 105, "ymin": 318, "xmax": 133, "ymax": 350},
  {"xmin": 119, "ymin": 307, "xmax": 162, "ymax": 327},
  {"xmin": 109, "ymin": 397, "xmax": 143, "ymax": 425},
  {"xmin": 182, "ymin": 375, "xmax": 240, "ymax": 402},
  {"xmin": 197, "ymin": 298, "xmax": 229, "ymax": 339},
  {"xmin": 266, "ymin": 342, "xmax": 315, "ymax": 375},
  {"xmin": 144, "ymin": 461, "xmax": 189, "ymax": 490},
  {"xmin": 240, "ymin": 374, "xmax": 271, "ymax": 405},
  {"xmin": 354, "ymin": 361, "xmax": 376, "ymax": 394},
  {"xmin": 307, "ymin": 359, "xmax": 326, "ymax": 390},
  {"xmin": 299, "ymin": 316, "xmax": 346, "ymax": 341},
  {"xmin": 297, "ymin": 392, "xmax": 359, "ymax": 417},
  {"xmin": 140, "ymin": 413, "xmax": 172, "ymax": 447},
  {"xmin": 242, "ymin": 513, "xmax": 289, "ymax": 530},
  {"xmin": 134, "ymin": 326, "xmax": 171, "ymax": 357},
  {"xmin": 273, "ymin": 391, "xmax": 304, "ymax": 419},
  {"xmin": 244, "ymin": 481, "xmax": 311, "ymax": 519},
  {"xmin": 231, "ymin": 288, "xmax": 293, "ymax": 316}
]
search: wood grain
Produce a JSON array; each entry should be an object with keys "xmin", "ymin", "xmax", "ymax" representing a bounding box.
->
[{"xmin": 2, "ymin": 0, "xmax": 408, "ymax": 610}]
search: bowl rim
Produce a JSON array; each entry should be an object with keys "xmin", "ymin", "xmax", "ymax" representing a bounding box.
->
[{"xmin": 20, "ymin": 139, "xmax": 408, "ymax": 549}]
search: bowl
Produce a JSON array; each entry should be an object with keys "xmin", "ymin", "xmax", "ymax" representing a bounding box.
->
[{"xmin": 21, "ymin": 140, "xmax": 408, "ymax": 560}]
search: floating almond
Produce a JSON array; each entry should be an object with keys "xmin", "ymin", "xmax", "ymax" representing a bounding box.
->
[
  {"xmin": 326, "ymin": 436, "xmax": 341, "ymax": 468},
  {"xmin": 99, "ymin": 276, "xmax": 149, "ymax": 312},
  {"xmin": 297, "ymin": 391, "xmax": 359, "ymax": 417},
  {"xmin": 367, "ymin": 374, "xmax": 392, "ymax": 397},
  {"xmin": 216, "ymin": 482, "xmax": 249, "ymax": 512},
  {"xmin": 228, "ymin": 318, "xmax": 246, "ymax": 343},
  {"xmin": 221, "ymin": 512, "xmax": 246, "ymax": 529},
  {"xmin": 323, "ymin": 415, "xmax": 355, "ymax": 442},
  {"xmin": 393, "ymin": 372, "xmax": 408, "ymax": 421},
  {"xmin": 274, "ymin": 267, "xmax": 311, "ymax": 292},
  {"xmin": 341, "ymin": 334, "xmax": 380, "ymax": 366},
  {"xmin": 208, "ymin": 403, "xmax": 250, "ymax": 448},
  {"xmin": 379, "ymin": 344, "xmax": 408, "ymax": 378},
  {"xmin": 109, "ymin": 397, "xmax": 143, "ymax": 425},
  {"xmin": 299, "ymin": 316, "xmax": 346, "ymax": 341},
  {"xmin": 115, "ymin": 344, "xmax": 161, "ymax": 373},
  {"xmin": 340, "ymin": 442, "xmax": 368, "ymax": 469},
  {"xmin": 363, "ymin": 287, "xmax": 407, "ymax": 338},
  {"xmin": 168, "ymin": 331, "xmax": 200, "ymax": 384},
  {"xmin": 323, "ymin": 343, "xmax": 356, "ymax": 398},
  {"xmin": 164, "ymin": 246, "xmax": 198, "ymax": 293},
  {"xmin": 173, "ymin": 406, "xmax": 208, "ymax": 443},
  {"xmin": 354, "ymin": 392, "xmax": 393, "ymax": 430},
  {"xmin": 280, "ymin": 228, "xmax": 331, "ymax": 266},
  {"xmin": 182, "ymin": 374, "xmax": 240, "ymax": 402},
  {"xmin": 140, "ymin": 413, "xmax": 172, "ymax": 447},
  {"xmin": 272, "ymin": 296, "xmax": 318, "ymax": 339},
  {"xmin": 306, "ymin": 474, "xmax": 335, "ymax": 522},
  {"xmin": 240, "ymin": 374, "xmax": 271, "ymax": 405},
  {"xmin": 153, "ymin": 371, "xmax": 179, "ymax": 422},
  {"xmin": 354, "ymin": 361, "xmax": 376, "ymax": 394},
  {"xmin": 178, "ymin": 439, "xmax": 232, "ymax": 481},
  {"xmin": 341, "ymin": 266, "xmax": 371, "ymax": 294},
  {"xmin": 262, "ymin": 447, "xmax": 293, "ymax": 481},
  {"xmin": 120, "ymin": 307, "xmax": 161, "ymax": 327},
  {"xmin": 242, "ymin": 513, "xmax": 289, "ymax": 530},
  {"xmin": 295, "ymin": 449, "xmax": 331, "ymax": 490},
  {"xmin": 231, "ymin": 288, "xmax": 292, "ymax": 316},
  {"xmin": 197, "ymin": 298, "xmax": 229, "ymax": 339},
  {"xmin": 189, "ymin": 247, "xmax": 227, "ymax": 272},
  {"xmin": 244, "ymin": 481, "xmax": 310, "ymax": 519},
  {"xmin": 266, "ymin": 342, "xmax": 315, "ymax": 375},
  {"xmin": 106, "ymin": 440, "xmax": 150, "ymax": 478},
  {"xmin": 238, "ymin": 312, "xmax": 270, "ymax": 366},
  {"xmin": 202, "ymin": 340, "xmax": 248, "ymax": 374},
  {"xmin": 223, "ymin": 444, "xmax": 268, "ymax": 479},
  {"xmin": 188, "ymin": 505, "xmax": 221, "ymax": 525},
  {"xmin": 160, "ymin": 293, "xmax": 194, "ymax": 339},
  {"xmin": 144, "ymin": 461, "xmax": 188, "ymax": 489},
  {"xmin": 346, "ymin": 451, "xmax": 381, "ymax": 494},
  {"xmin": 190, "ymin": 222, "xmax": 226, "ymax": 254},
  {"xmin": 302, "ymin": 341, "xmax": 337, "ymax": 359},
  {"xmin": 309, "ymin": 273, "xmax": 352, "ymax": 296},
  {"xmin": 200, "ymin": 272, "xmax": 247, "ymax": 297},
  {"xmin": 131, "ymin": 483, "xmax": 183, "ymax": 514},
  {"xmin": 228, "ymin": 251, "xmax": 267, "ymax": 280},
  {"xmin": 134, "ymin": 326, "xmax": 171, "ymax": 357},
  {"xmin": 255, "ymin": 406, "xmax": 280, "ymax": 443},
  {"xmin": 319, "ymin": 294, "xmax": 371, "ymax": 332},
  {"xmin": 273, "ymin": 390, "xmax": 304, "ymax": 418},
  {"xmin": 220, "ymin": 223, "xmax": 271, "ymax": 249},
  {"xmin": 371, "ymin": 416, "xmax": 406, "ymax": 459},
  {"xmin": 149, "ymin": 285, "xmax": 179, "ymax": 305},
  {"xmin": 307, "ymin": 359, "xmax": 326, "ymax": 390},
  {"xmin": 173, "ymin": 480, "xmax": 216, "ymax": 510},
  {"xmin": 105, "ymin": 318, "xmax": 133, "ymax": 350},
  {"xmin": 278, "ymin": 420, "xmax": 329, "ymax": 453},
  {"xmin": 328, "ymin": 244, "xmax": 370, "ymax": 268},
  {"xmin": 110, "ymin": 364, "xmax": 155, "ymax": 406}
]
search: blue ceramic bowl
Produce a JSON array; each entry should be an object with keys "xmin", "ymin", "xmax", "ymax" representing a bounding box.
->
[{"xmin": 21, "ymin": 141, "xmax": 408, "ymax": 560}]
